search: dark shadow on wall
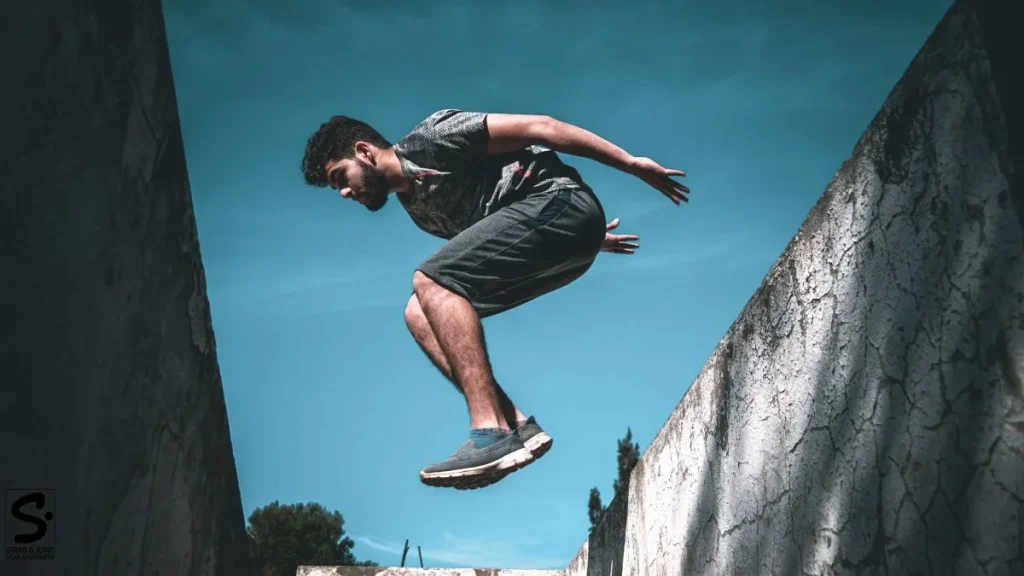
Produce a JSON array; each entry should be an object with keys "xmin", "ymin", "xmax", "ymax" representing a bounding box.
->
[
  {"xmin": 674, "ymin": 336, "xmax": 734, "ymax": 575},
  {"xmin": 1, "ymin": 0, "xmax": 252, "ymax": 574},
  {"xmin": 976, "ymin": 0, "xmax": 1024, "ymax": 229},
  {"xmin": 584, "ymin": 486, "xmax": 629, "ymax": 576},
  {"xmin": 786, "ymin": 3, "xmax": 1024, "ymax": 574}
]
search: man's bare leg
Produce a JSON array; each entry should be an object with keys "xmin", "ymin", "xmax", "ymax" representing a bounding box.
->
[
  {"xmin": 410, "ymin": 272, "xmax": 523, "ymax": 430},
  {"xmin": 404, "ymin": 294, "xmax": 526, "ymax": 427}
]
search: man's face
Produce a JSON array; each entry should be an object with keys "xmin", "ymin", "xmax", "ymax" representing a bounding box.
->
[{"xmin": 325, "ymin": 155, "xmax": 390, "ymax": 212}]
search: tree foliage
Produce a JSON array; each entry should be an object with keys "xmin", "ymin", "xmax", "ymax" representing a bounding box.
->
[
  {"xmin": 587, "ymin": 487, "xmax": 604, "ymax": 530},
  {"xmin": 588, "ymin": 427, "xmax": 641, "ymax": 531},
  {"xmin": 247, "ymin": 501, "xmax": 377, "ymax": 576},
  {"xmin": 613, "ymin": 427, "xmax": 641, "ymax": 501}
]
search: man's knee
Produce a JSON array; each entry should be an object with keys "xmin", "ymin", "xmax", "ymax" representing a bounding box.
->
[
  {"xmin": 404, "ymin": 294, "xmax": 424, "ymax": 331},
  {"xmin": 412, "ymin": 269, "xmax": 471, "ymax": 307},
  {"xmin": 411, "ymin": 270, "xmax": 433, "ymax": 297},
  {"xmin": 413, "ymin": 270, "xmax": 452, "ymax": 302}
]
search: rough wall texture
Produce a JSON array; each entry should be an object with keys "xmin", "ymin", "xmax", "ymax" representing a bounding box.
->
[
  {"xmin": 564, "ymin": 488, "xmax": 627, "ymax": 576},
  {"xmin": 298, "ymin": 569, "xmax": 563, "ymax": 576},
  {"xmin": 566, "ymin": 0, "xmax": 1024, "ymax": 574},
  {"xmin": 1, "ymin": 0, "xmax": 250, "ymax": 574}
]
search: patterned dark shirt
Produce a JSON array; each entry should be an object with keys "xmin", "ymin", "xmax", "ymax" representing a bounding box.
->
[{"xmin": 393, "ymin": 109, "xmax": 591, "ymax": 239}]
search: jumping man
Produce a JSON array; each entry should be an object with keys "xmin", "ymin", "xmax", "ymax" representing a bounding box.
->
[{"xmin": 301, "ymin": 110, "xmax": 689, "ymax": 489}]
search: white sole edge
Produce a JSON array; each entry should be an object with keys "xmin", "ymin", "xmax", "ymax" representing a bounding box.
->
[
  {"xmin": 420, "ymin": 447, "xmax": 535, "ymax": 480},
  {"xmin": 524, "ymin": 432, "xmax": 552, "ymax": 453}
]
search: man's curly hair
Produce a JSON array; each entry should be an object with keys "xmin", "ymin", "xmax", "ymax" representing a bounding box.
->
[{"xmin": 301, "ymin": 116, "xmax": 392, "ymax": 187}]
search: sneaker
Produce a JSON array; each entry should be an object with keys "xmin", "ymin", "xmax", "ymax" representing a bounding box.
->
[
  {"xmin": 420, "ymin": 429, "xmax": 534, "ymax": 490},
  {"xmin": 514, "ymin": 416, "xmax": 553, "ymax": 459}
]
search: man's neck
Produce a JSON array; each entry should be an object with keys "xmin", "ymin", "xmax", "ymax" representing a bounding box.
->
[{"xmin": 376, "ymin": 147, "xmax": 412, "ymax": 195}]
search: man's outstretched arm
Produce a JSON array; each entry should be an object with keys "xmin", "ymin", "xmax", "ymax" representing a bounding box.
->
[
  {"xmin": 486, "ymin": 113, "xmax": 689, "ymax": 204},
  {"xmin": 485, "ymin": 114, "xmax": 633, "ymax": 171}
]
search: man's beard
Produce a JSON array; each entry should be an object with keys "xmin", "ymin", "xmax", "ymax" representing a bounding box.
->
[{"xmin": 361, "ymin": 161, "xmax": 390, "ymax": 212}]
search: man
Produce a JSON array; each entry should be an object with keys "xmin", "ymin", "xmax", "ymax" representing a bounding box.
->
[{"xmin": 301, "ymin": 109, "xmax": 689, "ymax": 489}]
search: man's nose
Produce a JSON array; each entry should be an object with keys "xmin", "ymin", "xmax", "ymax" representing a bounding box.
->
[{"xmin": 339, "ymin": 187, "xmax": 353, "ymax": 199}]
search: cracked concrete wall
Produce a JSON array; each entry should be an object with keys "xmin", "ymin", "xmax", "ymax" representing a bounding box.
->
[
  {"xmin": 565, "ymin": 487, "xmax": 627, "ymax": 576},
  {"xmin": 567, "ymin": 0, "xmax": 1024, "ymax": 574},
  {"xmin": 1, "ymin": 0, "xmax": 251, "ymax": 574}
]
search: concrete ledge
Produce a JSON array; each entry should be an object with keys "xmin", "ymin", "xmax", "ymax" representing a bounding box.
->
[{"xmin": 297, "ymin": 568, "xmax": 564, "ymax": 576}]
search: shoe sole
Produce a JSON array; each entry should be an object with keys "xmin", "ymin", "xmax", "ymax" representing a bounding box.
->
[
  {"xmin": 420, "ymin": 447, "xmax": 534, "ymax": 489},
  {"xmin": 453, "ymin": 432, "xmax": 554, "ymax": 491},
  {"xmin": 523, "ymin": 432, "xmax": 553, "ymax": 459}
]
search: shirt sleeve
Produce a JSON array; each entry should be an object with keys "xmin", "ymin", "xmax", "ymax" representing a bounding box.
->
[{"xmin": 393, "ymin": 109, "xmax": 489, "ymax": 172}]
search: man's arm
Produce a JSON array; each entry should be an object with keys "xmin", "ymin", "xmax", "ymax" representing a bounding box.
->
[
  {"xmin": 486, "ymin": 113, "xmax": 689, "ymax": 204},
  {"xmin": 485, "ymin": 113, "xmax": 636, "ymax": 173}
]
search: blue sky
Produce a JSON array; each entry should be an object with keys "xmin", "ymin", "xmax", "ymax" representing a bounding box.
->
[{"xmin": 162, "ymin": 0, "xmax": 950, "ymax": 569}]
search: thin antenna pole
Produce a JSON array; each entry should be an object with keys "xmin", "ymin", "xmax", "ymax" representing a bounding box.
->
[
  {"xmin": 400, "ymin": 539, "xmax": 409, "ymax": 567},
  {"xmin": 418, "ymin": 546, "xmax": 423, "ymax": 567}
]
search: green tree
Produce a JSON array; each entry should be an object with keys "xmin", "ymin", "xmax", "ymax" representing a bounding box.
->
[
  {"xmin": 247, "ymin": 501, "xmax": 377, "ymax": 576},
  {"xmin": 613, "ymin": 427, "xmax": 641, "ymax": 501},
  {"xmin": 587, "ymin": 487, "xmax": 604, "ymax": 531},
  {"xmin": 587, "ymin": 427, "xmax": 641, "ymax": 531}
]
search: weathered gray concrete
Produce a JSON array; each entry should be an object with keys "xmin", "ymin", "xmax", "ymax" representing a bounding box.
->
[
  {"xmin": 566, "ymin": 0, "xmax": 1024, "ymax": 574},
  {"xmin": 298, "ymin": 569, "xmax": 563, "ymax": 576},
  {"xmin": 1, "ymin": 0, "xmax": 251, "ymax": 574},
  {"xmin": 572, "ymin": 490, "xmax": 628, "ymax": 576}
]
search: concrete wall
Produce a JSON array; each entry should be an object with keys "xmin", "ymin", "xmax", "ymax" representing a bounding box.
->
[
  {"xmin": 1, "ymin": 0, "xmax": 251, "ymax": 574},
  {"xmin": 569, "ymin": 489, "xmax": 627, "ymax": 576},
  {"xmin": 567, "ymin": 0, "xmax": 1024, "ymax": 574}
]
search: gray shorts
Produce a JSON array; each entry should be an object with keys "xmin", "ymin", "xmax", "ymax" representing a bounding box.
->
[{"xmin": 416, "ymin": 187, "xmax": 607, "ymax": 318}]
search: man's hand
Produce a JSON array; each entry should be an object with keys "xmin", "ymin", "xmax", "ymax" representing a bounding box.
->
[
  {"xmin": 628, "ymin": 157, "xmax": 690, "ymax": 205},
  {"xmin": 602, "ymin": 218, "xmax": 639, "ymax": 254}
]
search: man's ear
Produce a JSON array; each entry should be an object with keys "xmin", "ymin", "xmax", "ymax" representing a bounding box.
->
[{"xmin": 353, "ymin": 141, "xmax": 374, "ymax": 163}]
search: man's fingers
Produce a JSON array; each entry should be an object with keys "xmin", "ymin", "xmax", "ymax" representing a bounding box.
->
[
  {"xmin": 651, "ymin": 178, "xmax": 681, "ymax": 200},
  {"xmin": 663, "ymin": 175, "xmax": 690, "ymax": 194},
  {"xmin": 606, "ymin": 218, "xmax": 620, "ymax": 231},
  {"xmin": 609, "ymin": 234, "xmax": 638, "ymax": 242},
  {"xmin": 661, "ymin": 179, "xmax": 689, "ymax": 203},
  {"xmin": 656, "ymin": 171, "xmax": 689, "ymax": 192},
  {"xmin": 602, "ymin": 235, "xmax": 639, "ymax": 253},
  {"xmin": 643, "ymin": 172, "xmax": 691, "ymax": 204},
  {"xmin": 610, "ymin": 241, "xmax": 639, "ymax": 250}
]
